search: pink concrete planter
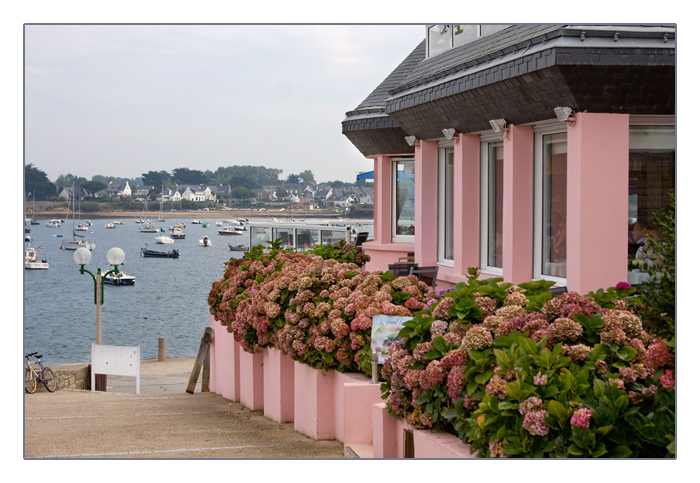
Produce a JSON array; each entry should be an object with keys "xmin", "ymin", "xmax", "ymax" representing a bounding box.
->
[
  {"xmin": 209, "ymin": 315, "xmax": 240, "ymax": 402},
  {"xmin": 413, "ymin": 430, "xmax": 478, "ymax": 458},
  {"xmin": 371, "ymin": 402, "xmax": 477, "ymax": 458},
  {"xmin": 293, "ymin": 361, "xmax": 336, "ymax": 440},
  {"xmin": 263, "ymin": 348, "xmax": 295, "ymax": 423},
  {"xmin": 238, "ymin": 348, "xmax": 265, "ymax": 411},
  {"xmin": 334, "ymin": 373, "xmax": 383, "ymax": 445}
]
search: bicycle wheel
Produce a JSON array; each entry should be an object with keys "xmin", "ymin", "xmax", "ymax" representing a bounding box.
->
[
  {"xmin": 42, "ymin": 367, "xmax": 57, "ymax": 392},
  {"xmin": 25, "ymin": 368, "xmax": 37, "ymax": 394}
]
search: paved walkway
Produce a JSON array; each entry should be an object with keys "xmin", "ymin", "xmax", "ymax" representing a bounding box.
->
[{"xmin": 24, "ymin": 357, "xmax": 345, "ymax": 459}]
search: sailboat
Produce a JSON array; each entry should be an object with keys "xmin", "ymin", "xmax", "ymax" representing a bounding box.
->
[
  {"xmin": 158, "ymin": 182, "xmax": 166, "ymax": 222},
  {"xmin": 61, "ymin": 183, "xmax": 95, "ymax": 251}
]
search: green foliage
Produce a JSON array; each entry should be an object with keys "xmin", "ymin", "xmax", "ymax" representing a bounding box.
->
[
  {"xmin": 380, "ymin": 268, "xmax": 675, "ymax": 458},
  {"xmin": 25, "ymin": 164, "xmax": 57, "ymax": 200},
  {"xmin": 635, "ymin": 190, "xmax": 675, "ymax": 339},
  {"xmin": 303, "ymin": 240, "xmax": 370, "ymax": 266}
]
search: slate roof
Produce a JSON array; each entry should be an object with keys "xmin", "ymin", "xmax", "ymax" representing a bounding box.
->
[{"xmin": 342, "ymin": 24, "xmax": 676, "ymax": 157}]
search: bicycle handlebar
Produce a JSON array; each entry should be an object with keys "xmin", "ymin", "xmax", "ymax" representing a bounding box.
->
[{"xmin": 25, "ymin": 352, "xmax": 40, "ymax": 359}]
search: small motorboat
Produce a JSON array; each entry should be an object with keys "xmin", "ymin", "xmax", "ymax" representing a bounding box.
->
[
  {"xmin": 24, "ymin": 245, "xmax": 49, "ymax": 270},
  {"xmin": 105, "ymin": 223, "xmax": 115, "ymax": 229},
  {"xmin": 138, "ymin": 222, "xmax": 159, "ymax": 233},
  {"xmin": 218, "ymin": 226, "xmax": 243, "ymax": 236},
  {"xmin": 155, "ymin": 235, "xmax": 174, "ymax": 244},
  {"xmin": 46, "ymin": 219, "xmax": 61, "ymax": 228},
  {"xmin": 170, "ymin": 226, "xmax": 186, "ymax": 239},
  {"xmin": 228, "ymin": 243, "xmax": 248, "ymax": 252},
  {"xmin": 75, "ymin": 223, "xmax": 89, "ymax": 232},
  {"xmin": 103, "ymin": 271, "xmax": 136, "ymax": 286},
  {"xmin": 141, "ymin": 243, "xmax": 179, "ymax": 258},
  {"xmin": 191, "ymin": 220, "xmax": 202, "ymax": 224},
  {"xmin": 113, "ymin": 220, "xmax": 125, "ymax": 225},
  {"xmin": 198, "ymin": 236, "xmax": 213, "ymax": 247}
]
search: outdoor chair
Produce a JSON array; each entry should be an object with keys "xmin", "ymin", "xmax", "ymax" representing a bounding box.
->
[
  {"xmin": 388, "ymin": 262, "xmax": 418, "ymax": 277},
  {"xmin": 548, "ymin": 285, "xmax": 568, "ymax": 296},
  {"xmin": 409, "ymin": 265, "xmax": 439, "ymax": 290},
  {"xmin": 354, "ymin": 232, "xmax": 369, "ymax": 248}
]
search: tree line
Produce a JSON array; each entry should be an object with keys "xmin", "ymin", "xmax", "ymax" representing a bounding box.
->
[{"xmin": 25, "ymin": 164, "xmax": 364, "ymax": 201}]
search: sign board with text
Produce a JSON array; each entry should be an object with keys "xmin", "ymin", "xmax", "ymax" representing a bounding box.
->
[{"xmin": 91, "ymin": 344, "xmax": 141, "ymax": 393}]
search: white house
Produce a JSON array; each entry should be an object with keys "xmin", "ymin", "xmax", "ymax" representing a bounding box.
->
[
  {"xmin": 181, "ymin": 185, "xmax": 215, "ymax": 202},
  {"xmin": 106, "ymin": 180, "xmax": 131, "ymax": 197}
]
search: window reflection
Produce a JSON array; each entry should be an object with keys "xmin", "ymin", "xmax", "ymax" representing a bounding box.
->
[
  {"xmin": 487, "ymin": 143, "xmax": 504, "ymax": 268},
  {"xmin": 542, "ymin": 133, "xmax": 567, "ymax": 278},
  {"xmin": 395, "ymin": 160, "xmax": 415, "ymax": 237},
  {"xmin": 628, "ymin": 127, "xmax": 675, "ymax": 281}
]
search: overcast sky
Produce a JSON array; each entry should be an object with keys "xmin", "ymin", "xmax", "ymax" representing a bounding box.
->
[{"xmin": 24, "ymin": 24, "xmax": 425, "ymax": 185}]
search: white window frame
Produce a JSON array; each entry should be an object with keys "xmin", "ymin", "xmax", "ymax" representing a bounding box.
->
[
  {"xmin": 391, "ymin": 157, "xmax": 415, "ymax": 242},
  {"xmin": 426, "ymin": 24, "xmax": 510, "ymax": 57},
  {"xmin": 438, "ymin": 143, "xmax": 454, "ymax": 265},
  {"xmin": 479, "ymin": 134, "xmax": 504, "ymax": 275},
  {"xmin": 533, "ymin": 122, "xmax": 568, "ymax": 284}
]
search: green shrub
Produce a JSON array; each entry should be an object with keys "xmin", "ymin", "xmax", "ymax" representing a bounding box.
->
[{"xmin": 380, "ymin": 272, "xmax": 675, "ymax": 458}]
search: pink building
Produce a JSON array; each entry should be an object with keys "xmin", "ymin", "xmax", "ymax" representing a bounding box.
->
[{"xmin": 342, "ymin": 24, "xmax": 675, "ymax": 294}]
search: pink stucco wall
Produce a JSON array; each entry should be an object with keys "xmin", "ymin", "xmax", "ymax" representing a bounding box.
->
[
  {"xmin": 566, "ymin": 113, "xmax": 629, "ymax": 293},
  {"xmin": 209, "ymin": 315, "xmax": 240, "ymax": 402},
  {"xmin": 502, "ymin": 124, "xmax": 534, "ymax": 284},
  {"xmin": 415, "ymin": 140, "xmax": 438, "ymax": 265}
]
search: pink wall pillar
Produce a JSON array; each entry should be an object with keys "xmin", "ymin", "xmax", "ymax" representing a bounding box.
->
[
  {"xmin": 373, "ymin": 155, "xmax": 393, "ymax": 245},
  {"xmin": 209, "ymin": 315, "xmax": 240, "ymax": 402},
  {"xmin": 502, "ymin": 125, "xmax": 534, "ymax": 284},
  {"xmin": 293, "ymin": 362, "xmax": 336, "ymax": 440},
  {"xmin": 453, "ymin": 134, "xmax": 481, "ymax": 276},
  {"xmin": 263, "ymin": 348, "xmax": 295, "ymax": 423},
  {"xmin": 238, "ymin": 349, "xmax": 264, "ymax": 411},
  {"xmin": 415, "ymin": 140, "xmax": 438, "ymax": 265},
  {"xmin": 566, "ymin": 113, "xmax": 629, "ymax": 293}
]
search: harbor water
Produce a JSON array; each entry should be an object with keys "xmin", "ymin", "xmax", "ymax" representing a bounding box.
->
[{"xmin": 23, "ymin": 216, "xmax": 373, "ymax": 364}]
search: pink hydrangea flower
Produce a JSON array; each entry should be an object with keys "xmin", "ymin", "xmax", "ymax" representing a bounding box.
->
[
  {"xmin": 523, "ymin": 410, "xmax": 549, "ymax": 436},
  {"xmin": 570, "ymin": 408, "xmax": 592, "ymax": 428},
  {"xmin": 660, "ymin": 369, "xmax": 675, "ymax": 390}
]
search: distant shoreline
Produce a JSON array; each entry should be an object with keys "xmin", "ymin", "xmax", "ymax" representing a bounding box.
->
[{"xmin": 26, "ymin": 209, "xmax": 373, "ymax": 221}]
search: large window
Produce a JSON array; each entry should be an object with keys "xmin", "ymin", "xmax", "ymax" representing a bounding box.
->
[
  {"xmin": 438, "ymin": 147, "xmax": 454, "ymax": 263},
  {"xmin": 534, "ymin": 131, "xmax": 568, "ymax": 280},
  {"xmin": 426, "ymin": 24, "xmax": 510, "ymax": 57},
  {"xmin": 480, "ymin": 141, "xmax": 504, "ymax": 272},
  {"xmin": 393, "ymin": 158, "xmax": 415, "ymax": 240},
  {"xmin": 628, "ymin": 125, "xmax": 675, "ymax": 280}
]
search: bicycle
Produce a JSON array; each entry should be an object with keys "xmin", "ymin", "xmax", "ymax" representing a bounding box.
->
[{"xmin": 25, "ymin": 352, "xmax": 57, "ymax": 393}]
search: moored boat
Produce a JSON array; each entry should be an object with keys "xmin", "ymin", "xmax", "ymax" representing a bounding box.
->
[
  {"xmin": 46, "ymin": 219, "xmax": 61, "ymax": 228},
  {"xmin": 141, "ymin": 243, "xmax": 179, "ymax": 258},
  {"xmin": 228, "ymin": 243, "xmax": 248, "ymax": 252},
  {"xmin": 198, "ymin": 236, "xmax": 213, "ymax": 247},
  {"xmin": 155, "ymin": 235, "xmax": 174, "ymax": 244},
  {"xmin": 103, "ymin": 271, "xmax": 136, "ymax": 286},
  {"xmin": 24, "ymin": 245, "xmax": 49, "ymax": 270},
  {"xmin": 105, "ymin": 223, "xmax": 115, "ymax": 229},
  {"xmin": 218, "ymin": 226, "xmax": 243, "ymax": 236}
]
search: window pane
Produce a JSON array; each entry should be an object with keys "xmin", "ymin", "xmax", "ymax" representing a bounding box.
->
[
  {"xmin": 273, "ymin": 228, "xmax": 294, "ymax": 247},
  {"xmin": 487, "ymin": 143, "xmax": 504, "ymax": 268},
  {"xmin": 395, "ymin": 160, "xmax": 415, "ymax": 236},
  {"xmin": 296, "ymin": 229, "xmax": 319, "ymax": 249},
  {"xmin": 453, "ymin": 25, "xmax": 478, "ymax": 47},
  {"xmin": 542, "ymin": 133, "xmax": 567, "ymax": 278},
  {"xmin": 441, "ymin": 148, "xmax": 454, "ymax": 260},
  {"xmin": 251, "ymin": 226, "xmax": 272, "ymax": 248},
  {"xmin": 428, "ymin": 25, "xmax": 452, "ymax": 57},
  {"xmin": 628, "ymin": 127, "xmax": 675, "ymax": 275}
]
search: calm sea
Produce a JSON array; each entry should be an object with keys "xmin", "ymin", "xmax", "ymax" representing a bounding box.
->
[{"xmin": 23, "ymin": 216, "xmax": 373, "ymax": 364}]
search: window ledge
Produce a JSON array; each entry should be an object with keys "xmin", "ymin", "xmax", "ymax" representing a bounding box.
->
[{"xmin": 361, "ymin": 241, "xmax": 415, "ymax": 252}]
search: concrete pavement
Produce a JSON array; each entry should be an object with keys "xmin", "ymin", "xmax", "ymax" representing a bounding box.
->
[{"xmin": 24, "ymin": 357, "xmax": 345, "ymax": 459}]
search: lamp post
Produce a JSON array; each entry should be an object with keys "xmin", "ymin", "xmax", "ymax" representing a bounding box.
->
[{"xmin": 74, "ymin": 246, "xmax": 125, "ymax": 390}]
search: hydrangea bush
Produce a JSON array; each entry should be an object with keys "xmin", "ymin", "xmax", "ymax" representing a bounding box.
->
[
  {"xmin": 380, "ymin": 272, "xmax": 675, "ymax": 458},
  {"xmin": 208, "ymin": 241, "xmax": 432, "ymax": 375}
]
